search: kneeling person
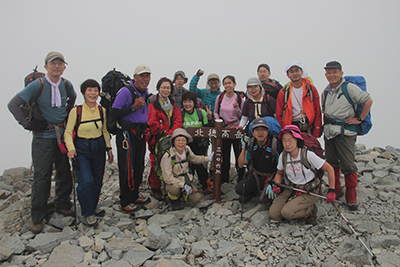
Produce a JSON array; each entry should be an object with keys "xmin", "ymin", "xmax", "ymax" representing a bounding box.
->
[
  {"xmin": 160, "ymin": 128, "xmax": 213, "ymax": 210},
  {"xmin": 235, "ymin": 118, "xmax": 282, "ymax": 200},
  {"xmin": 269, "ymin": 125, "xmax": 335, "ymax": 225}
]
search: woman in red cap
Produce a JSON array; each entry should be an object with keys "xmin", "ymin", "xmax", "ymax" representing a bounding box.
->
[{"xmin": 269, "ymin": 125, "xmax": 335, "ymax": 225}]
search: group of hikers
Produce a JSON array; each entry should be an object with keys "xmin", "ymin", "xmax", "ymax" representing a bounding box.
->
[{"xmin": 8, "ymin": 51, "xmax": 373, "ymax": 234}]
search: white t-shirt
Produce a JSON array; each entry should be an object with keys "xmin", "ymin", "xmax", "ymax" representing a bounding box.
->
[
  {"xmin": 291, "ymin": 87, "xmax": 306, "ymax": 119},
  {"xmin": 277, "ymin": 148, "xmax": 325, "ymax": 185}
]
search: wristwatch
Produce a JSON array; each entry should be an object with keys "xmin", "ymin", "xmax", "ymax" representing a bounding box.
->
[{"xmin": 357, "ymin": 116, "xmax": 363, "ymax": 122}]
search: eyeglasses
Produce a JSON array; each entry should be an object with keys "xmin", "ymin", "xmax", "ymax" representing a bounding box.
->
[{"xmin": 48, "ymin": 61, "xmax": 65, "ymax": 66}]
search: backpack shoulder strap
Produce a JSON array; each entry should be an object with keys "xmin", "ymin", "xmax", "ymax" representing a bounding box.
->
[
  {"xmin": 217, "ymin": 92, "xmax": 226, "ymax": 115},
  {"xmin": 281, "ymin": 150, "xmax": 288, "ymax": 180},
  {"xmin": 61, "ymin": 77, "xmax": 70, "ymax": 97},
  {"xmin": 271, "ymin": 136, "xmax": 277, "ymax": 163},
  {"xmin": 263, "ymin": 95, "xmax": 274, "ymax": 115},
  {"xmin": 282, "ymin": 85, "xmax": 290, "ymax": 119},
  {"xmin": 235, "ymin": 91, "xmax": 242, "ymax": 107},
  {"xmin": 98, "ymin": 105, "xmax": 104, "ymax": 123},
  {"xmin": 74, "ymin": 105, "xmax": 83, "ymax": 134},
  {"xmin": 196, "ymin": 107, "xmax": 204, "ymax": 126},
  {"xmin": 305, "ymin": 83, "xmax": 313, "ymax": 102},
  {"xmin": 32, "ymin": 77, "xmax": 45, "ymax": 104}
]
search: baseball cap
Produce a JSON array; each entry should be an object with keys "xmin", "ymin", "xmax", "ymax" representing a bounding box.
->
[
  {"xmin": 45, "ymin": 52, "xmax": 67, "ymax": 64},
  {"xmin": 285, "ymin": 61, "xmax": 303, "ymax": 73},
  {"xmin": 207, "ymin": 73, "xmax": 220, "ymax": 82},
  {"xmin": 324, "ymin": 61, "xmax": 342, "ymax": 70},
  {"xmin": 278, "ymin": 125, "xmax": 303, "ymax": 140},
  {"xmin": 134, "ymin": 65, "xmax": 151, "ymax": 75},
  {"xmin": 251, "ymin": 118, "xmax": 269, "ymax": 130}
]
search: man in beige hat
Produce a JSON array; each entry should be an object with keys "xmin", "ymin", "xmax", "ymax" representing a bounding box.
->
[
  {"xmin": 8, "ymin": 51, "xmax": 77, "ymax": 234},
  {"xmin": 189, "ymin": 69, "xmax": 222, "ymax": 112},
  {"xmin": 110, "ymin": 64, "xmax": 152, "ymax": 214}
]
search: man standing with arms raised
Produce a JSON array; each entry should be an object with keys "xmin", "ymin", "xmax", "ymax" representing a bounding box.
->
[
  {"xmin": 8, "ymin": 52, "xmax": 76, "ymax": 233},
  {"xmin": 322, "ymin": 61, "xmax": 373, "ymax": 211},
  {"xmin": 111, "ymin": 65, "xmax": 151, "ymax": 214}
]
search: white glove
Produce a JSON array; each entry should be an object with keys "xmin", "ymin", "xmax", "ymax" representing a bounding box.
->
[
  {"xmin": 183, "ymin": 184, "xmax": 193, "ymax": 195},
  {"xmin": 265, "ymin": 184, "xmax": 278, "ymax": 199},
  {"xmin": 208, "ymin": 152, "xmax": 214, "ymax": 162}
]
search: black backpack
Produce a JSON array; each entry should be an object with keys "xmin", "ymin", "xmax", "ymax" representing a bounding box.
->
[
  {"xmin": 21, "ymin": 76, "xmax": 71, "ymax": 132},
  {"xmin": 100, "ymin": 69, "xmax": 133, "ymax": 134}
]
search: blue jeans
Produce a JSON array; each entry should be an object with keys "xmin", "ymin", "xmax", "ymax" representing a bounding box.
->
[
  {"xmin": 74, "ymin": 136, "xmax": 106, "ymax": 217},
  {"xmin": 31, "ymin": 137, "xmax": 72, "ymax": 224}
]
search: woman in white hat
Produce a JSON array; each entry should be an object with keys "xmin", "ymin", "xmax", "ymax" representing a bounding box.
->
[{"xmin": 160, "ymin": 128, "xmax": 213, "ymax": 210}]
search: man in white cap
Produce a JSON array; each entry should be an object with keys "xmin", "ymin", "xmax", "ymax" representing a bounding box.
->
[
  {"xmin": 276, "ymin": 61, "xmax": 322, "ymax": 138},
  {"xmin": 8, "ymin": 51, "xmax": 77, "ymax": 234},
  {"xmin": 111, "ymin": 64, "xmax": 152, "ymax": 214}
]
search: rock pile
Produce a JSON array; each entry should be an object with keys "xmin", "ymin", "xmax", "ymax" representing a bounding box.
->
[{"xmin": 0, "ymin": 144, "xmax": 399, "ymax": 266}]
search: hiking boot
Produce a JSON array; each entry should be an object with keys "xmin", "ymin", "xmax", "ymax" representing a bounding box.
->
[
  {"xmin": 151, "ymin": 189, "xmax": 164, "ymax": 201},
  {"xmin": 56, "ymin": 208, "xmax": 76, "ymax": 217},
  {"xmin": 346, "ymin": 202, "xmax": 359, "ymax": 211},
  {"xmin": 30, "ymin": 221, "xmax": 44, "ymax": 234},
  {"xmin": 305, "ymin": 204, "xmax": 318, "ymax": 225},
  {"xmin": 170, "ymin": 199, "xmax": 183, "ymax": 210},
  {"xmin": 120, "ymin": 203, "xmax": 139, "ymax": 214},
  {"xmin": 95, "ymin": 208, "xmax": 105, "ymax": 217},
  {"xmin": 134, "ymin": 196, "xmax": 150, "ymax": 205},
  {"xmin": 86, "ymin": 215, "xmax": 98, "ymax": 228}
]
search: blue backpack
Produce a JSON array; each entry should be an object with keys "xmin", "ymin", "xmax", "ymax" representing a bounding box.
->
[
  {"xmin": 342, "ymin": 76, "xmax": 372, "ymax": 135},
  {"xmin": 324, "ymin": 76, "xmax": 372, "ymax": 136}
]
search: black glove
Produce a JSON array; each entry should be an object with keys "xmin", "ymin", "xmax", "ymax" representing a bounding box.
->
[
  {"xmin": 268, "ymin": 179, "xmax": 276, "ymax": 185},
  {"xmin": 196, "ymin": 69, "xmax": 204, "ymax": 77},
  {"xmin": 26, "ymin": 119, "xmax": 48, "ymax": 131}
]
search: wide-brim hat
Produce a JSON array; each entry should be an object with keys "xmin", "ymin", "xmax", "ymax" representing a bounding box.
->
[
  {"xmin": 171, "ymin": 128, "xmax": 193, "ymax": 145},
  {"xmin": 278, "ymin": 125, "xmax": 303, "ymax": 140},
  {"xmin": 173, "ymin": 70, "xmax": 188, "ymax": 83}
]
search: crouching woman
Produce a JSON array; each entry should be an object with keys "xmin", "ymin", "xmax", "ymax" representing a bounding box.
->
[
  {"xmin": 269, "ymin": 125, "xmax": 335, "ymax": 225},
  {"xmin": 160, "ymin": 128, "xmax": 213, "ymax": 210}
]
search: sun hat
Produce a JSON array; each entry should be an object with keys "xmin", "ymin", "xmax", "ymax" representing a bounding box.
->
[
  {"xmin": 173, "ymin": 70, "xmax": 188, "ymax": 83},
  {"xmin": 171, "ymin": 128, "xmax": 193, "ymax": 145},
  {"xmin": 251, "ymin": 118, "xmax": 269, "ymax": 130},
  {"xmin": 246, "ymin": 77, "xmax": 262, "ymax": 87},
  {"xmin": 207, "ymin": 73, "xmax": 220, "ymax": 82},
  {"xmin": 278, "ymin": 125, "xmax": 303, "ymax": 140}
]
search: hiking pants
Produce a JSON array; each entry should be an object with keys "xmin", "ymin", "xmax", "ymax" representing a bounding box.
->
[
  {"xmin": 221, "ymin": 139, "xmax": 244, "ymax": 184},
  {"xmin": 269, "ymin": 189, "xmax": 316, "ymax": 221},
  {"xmin": 165, "ymin": 183, "xmax": 201, "ymax": 204},
  {"xmin": 116, "ymin": 130, "xmax": 146, "ymax": 208},
  {"xmin": 148, "ymin": 151, "xmax": 161, "ymax": 190},
  {"xmin": 74, "ymin": 136, "xmax": 106, "ymax": 217},
  {"xmin": 31, "ymin": 137, "xmax": 72, "ymax": 224},
  {"xmin": 235, "ymin": 172, "xmax": 268, "ymax": 199},
  {"xmin": 189, "ymin": 143, "xmax": 209, "ymax": 190},
  {"xmin": 324, "ymin": 135, "xmax": 357, "ymax": 175}
]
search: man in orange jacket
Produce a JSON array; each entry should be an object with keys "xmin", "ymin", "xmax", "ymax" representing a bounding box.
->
[{"xmin": 276, "ymin": 61, "xmax": 322, "ymax": 138}]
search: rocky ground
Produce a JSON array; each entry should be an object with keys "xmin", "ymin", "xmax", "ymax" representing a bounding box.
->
[{"xmin": 0, "ymin": 144, "xmax": 400, "ymax": 267}]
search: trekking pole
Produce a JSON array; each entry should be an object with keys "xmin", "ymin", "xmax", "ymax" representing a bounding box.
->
[
  {"xmin": 72, "ymin": 158, "xmax": 80, "ymax": 230},
  {"xmin": 271, "ymin": 181, "xmax": 379, "ymax": 266},
  {"xmin": 241, "ymin": 177, "xmax": 246, "ymax": 220},
  {"xmin": 330, "ymin": 202, "xmax": 379, "ymax": 266}
]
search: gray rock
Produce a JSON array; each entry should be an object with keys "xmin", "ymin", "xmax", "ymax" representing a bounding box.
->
[
  {"xmin": 370, "ymin": 235, "xmax": 400, "ymax": 248},
  {"xmin": 102, "ymin": 259, "xmax": 132, "ymax": 267},
  {"xmin": 0, "ymin": 235, "xmax": 25, "ymax": 254},
  {"xmin": 111, "ymin": 249, "xmax": 123, "ymax": 260},
  {"xmin": 191, "ymin": 239, "xmax": 215, "ymax": 258},
  {"xmin": 250, "ymin": 211, "xmax": 269, "ymax": 228},
  {"xmin": 122, "ymin": 246, "xmax": 154, "ymax": 267},
  {"xmin": 134, "ymin": 209, "xmax": 154, "ymax": 219},
  {"xmin": 148, "ymin": 214, "xmax": 179, "ymax": 228},
  {"xmin": 161, "ymin": 238, "xmax": 184, "ymax": 255},
  {"xmin": 143, "ymin": 224, "xmax": 171, "ymax": 250},
  {"xmin": 26, "ymin": 231, "xmax": 78, "ymax": 254},
  {"xmin": 42, "ymin": 244, "xmax": 85, "ymax": 267},
  {"xmin": 216, "ymin": 240, "xmax": 244, "ymax": 257},
  {"xmin": 48, "ymin": 216, "xmax": 74, "ymax": 229},
  {"xmin": 0, "ymin": 245, "xmax": 13, "ymax": 262}
]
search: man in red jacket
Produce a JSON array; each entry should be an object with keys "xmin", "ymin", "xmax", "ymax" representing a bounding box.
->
[{"xmin": 276, "ymin": 61, "xmax": 321, "ymax": 138}]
